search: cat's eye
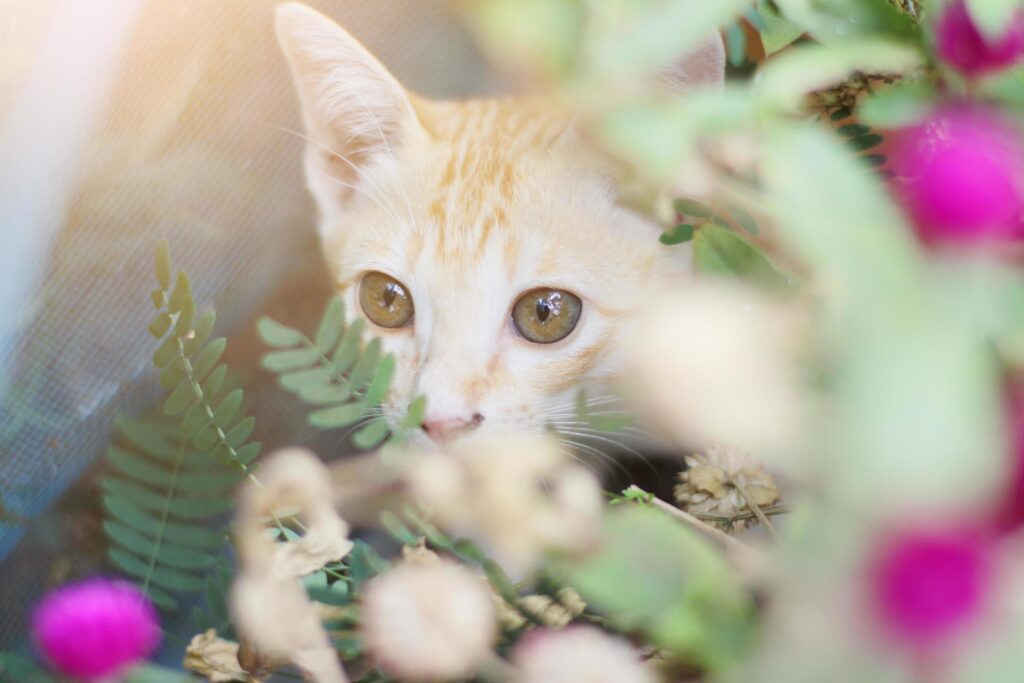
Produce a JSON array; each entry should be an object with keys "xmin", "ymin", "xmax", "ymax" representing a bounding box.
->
[
  {"xmin": 511, "ymin": 288, "xmax": 582, "ymax": 344},
  {"xmin": 359, "ymin": 271, "xmax": 414, "ymax": 328}
]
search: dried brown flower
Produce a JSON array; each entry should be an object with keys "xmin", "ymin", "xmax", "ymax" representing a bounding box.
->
[{"xmin": 674, "ymin": 444, "xmax": 781, "ymax": 532}]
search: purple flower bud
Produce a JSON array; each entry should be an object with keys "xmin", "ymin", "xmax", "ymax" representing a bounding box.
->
[
  {"xmin": 935, "ymin": 0, "xmax": 1024, "ymax": 76},
  {"xmin": 869, "ymin": 530, "xmax": 991, "ymax": 648},
  {"xmin": 888, "ymin": 105, "xmax": 1024, "ymax": 246},
  {"xmin": 31, "ymin": 578, "xmax": 161, "ymax": 681}
]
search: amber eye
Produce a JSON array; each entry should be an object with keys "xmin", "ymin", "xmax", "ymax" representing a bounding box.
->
[
  {"xmin": 359, "ymin": 271, "xmax": 414, "ymax": 328},
  {"xmin": 511, "ymin": 288, "xmax": 582, "ymax": 344}
]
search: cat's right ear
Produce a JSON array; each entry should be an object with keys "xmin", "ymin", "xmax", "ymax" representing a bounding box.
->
[{"xmin": 275, "ymin": 3, "xmax": 423, "ymax": 215}]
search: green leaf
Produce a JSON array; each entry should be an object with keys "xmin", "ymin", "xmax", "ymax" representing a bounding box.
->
[
  {"xmin": 212, "ymin": 389, "xmax": 243, "ymax": 427},
  {"xmin": 830, "ymin": 106, "xmax": 852, "ymax": 121},
  {"xmin": 108, "ymin": 447, "xmax": 174, "ymax": 487},
  {"xmin": 401, "ymin": 395, "xmax": 427, "ymax": 430},
  {"xmin": 224, "ymin": 416, "xmax": 256, "ymax": 447},
  {"xmin": 109, "ymin": 548, "xmax": 205, "ymax": 591},
  {"xmin": 755, "ymin": 39, "xmax": 921, "ymax": 111},
  {"xmin": 155, "ymin": 240, "xmax": 171, "ymax": 290},
  {"xmin": 104, "ymin": 497, "xmax": 223, "ymax": 548},
  {"xmin": 257, "ymin": 316, "xmax": 303, "ymax": 347},
  {"xmin": 363, "ymin": 355, "xmax": 395, "ymax": 406},
  {"xmin": 858, "ymin": 82, "xmax": 934, "ymax": 128},
  {"xmin": 195, "ymin": 423, "xmax": 221, "ymax": 451},
  {"xmin": 103, "ymin": 521, "xmax": 214, "ymax": 570},
  {"xmin": 102, "ymin": 478, "xmax": 233, "ymax": 519},
  {"xmin": 756, "ymin": 0, "xmax": 804, "ymax": 54},
  {"xmin": 353, "ymin": 420, "xmax": 390, "ymax": 450},
  {"xmin": 847, "ymin": 133, "xmax": 884, "ymax": 151},
  {"xmin": 332, "ymin": 318, "xmax": 365, "ymax": 372},
  {"xmin": 152, "ymin": 335, "xmax": 178, "ymax": 369},
  {"xmin": 298, "ymin": 384, "xmax": 352, "ymax": 405},
  {"xmin": 167, "ymin": 272, "xmax": 192, "ymax": 314},
  {"xmin": 235, "ymin": 442, "xmax": 262, "ymax": 466},
  {"xmin": 183, "ymin": 309, "xmax": 216, "ymax": 356},
  {"xmin": 280, "ymin": 368, "xmax": 333, "ymax": 391},
  {"xmin": 673, "ymin": 198, "xmax": 715, "ymax": 218},
  {"xmin": 309, "ymin": 402, "xmax": 368, "ymax": 429},
  {"xmin": 566, "ymin": 506, "xmax": 755, "ymax": 670},
  {"xmin": 722, "ymin": 205, "xmax": 760, "ymax": 235},
  {"xmin": 589, "ymin": 414, "xmax": 634, "ymax": 432},
  {"xmin": 966, "ymin": 0, "xmax": 1023, "ymax": 40},
  {"xmin": 262, "ymin": 348, "xmax": 320, "ymax": 372},
  {"xmin": 316, "ymin": 297, "xmax": 347, "ymax": 354},
  {"xmin": 150, "ymin": 288, "xmax": 167, "ymax": 310},
  {"xmin": 726, "ymin": 22, "xmax": 747, "ymax": 67},
  {"xmin": 772, "ymin": 0, "xmax": 921, "ymax": 44},
  {"xmin": 164, "ymin": 379, "xmax": 197, "ymax": 417},
  {"xmin": 124, "ymin": 663, "xmax": 197, "ymax": 683},
  {"xmin": 348, "ymin": 540, "xmax": 391, "ymax": 591},
  {"xmin": 349, "ymin": 338, "xmax": 382, "ymax": 391},
  {"xmin": 660, "ymin": 224, "xmax": 695, "ymax": 245},
  {"xmin": 837, "ymin": 123, "xmax": 870, "ymax": 137},
  {"xmin": 192, "ymin": 338, "xmax": 226, "ymax": 382},
  {"xmin": 380, "ymin": 511, "xmax": 419, "ymax": 545},
  {"xmin": 159, "ymin": 357, "xmax": 186, "ymax": 390},
  {"xmin": 182, "ymin": 402, "xmax": 210, "ymax": 439},
  {"xmin": 116, "ymin": 418, "xmax": 178, "ymax": 459},
  {"xmin": 148, "ymin": 313, "xmax": 172, "ymax": 338},
  {"xmin": 693, "ymin": 224, "xmax": 793, "ymax": 289},
  {"xmin": 143, "ymin": 584, "xmax": 178, "ymax": 610},
  {"xmin": 174, "ymin": 296, "xmax": 196, "ymax": 336},
  {"xmin": 205, "ymin": 364, "xmax": 230, "ymax": 401}
]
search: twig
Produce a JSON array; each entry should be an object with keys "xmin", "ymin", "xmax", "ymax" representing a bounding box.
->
[
  {"xmin": 693, "ymin": 504, "xmax": 791, "ymax": 523},
  {"xmin": 624, "ymin": 486, "xmax": 758, "ymax": 558},
  {"xmin": 726, "ymin": 474, "xmax": 782, "ymax": 541}
]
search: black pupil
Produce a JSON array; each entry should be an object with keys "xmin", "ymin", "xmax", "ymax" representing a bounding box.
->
[
  {"xmin": 382, "ymin": 283, "xmax": 400, "ymax": 309},
  {"xmin": 535, "ymin": 292, "xmax": 561, "ymax": 324}
]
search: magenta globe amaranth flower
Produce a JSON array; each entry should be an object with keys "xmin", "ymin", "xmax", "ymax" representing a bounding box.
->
[
  {"xmin": 935, "ymin": 0, "xmax": 1024, "ymax": 76},
  {"xmin": 31, "ymin": 578, "xmax": 161, "ymax": 681},
  {"xmin": 869, "ymin": 529, "xmax": 992, "ymax": 649},
  {"xmin": 888, "ymin": 105, "xmax": 1024, "ymax": 245}
]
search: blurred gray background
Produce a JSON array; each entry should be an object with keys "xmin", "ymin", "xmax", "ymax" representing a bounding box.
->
[{"xmin": 0, "ymin": 0, "xmax": 507, "ymax": 651}]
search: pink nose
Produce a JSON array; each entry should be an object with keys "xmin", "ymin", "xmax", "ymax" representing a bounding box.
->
[{"xmin": 421, "ymin": 413, "xmax": 484, "ymax": 443}]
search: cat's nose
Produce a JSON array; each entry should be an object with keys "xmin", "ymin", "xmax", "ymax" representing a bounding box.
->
[{"xmin": 421, "ymin": 413, "xmax": 484, "ymax": 443}]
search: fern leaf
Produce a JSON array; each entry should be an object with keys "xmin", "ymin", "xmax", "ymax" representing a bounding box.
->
[
  {"xmin": 101, "ymin": 242, "xmax": 263, "ymax": 612},
  {"xmin": 259, "ymin": 295, "xmax": 428, "ymax": 449}
]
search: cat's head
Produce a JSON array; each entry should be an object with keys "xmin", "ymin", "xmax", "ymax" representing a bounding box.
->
[{"xmin": 275, "ymin": 3, "xmax": 725, "ymax": 446}]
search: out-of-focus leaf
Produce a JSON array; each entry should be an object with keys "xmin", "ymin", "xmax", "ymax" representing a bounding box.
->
[
  {"xmin": 858, "ymin": 82, "xmax": 935, "ymax": 128},
  {"xmin": 965, "ymin": 0, "xmax": 1024, "ymax": 41},
  {"xmin": 693, "ymin": 224, "xmax": 795, "ymax": 289},
  {"xmin": 762, "ymin": 127, "xmax": 1004, "ymax": 511},
  {"xmin": 772, "ymin": 0, "xmax": 921, "ymax": 44},
  {"xmin": 758, "ymin": 1, "xmax": 805, "ymax": 54},
  {"xmin": 755, "ymin": 39, "xmax": 921, "ymax": 111},
  {"xmin": 566, "ymin": 506, "xmax": 755, "ymax": 670},
  {"xmin": 660, "ymin": 224, "xmax": 695, "ymax": 245}
]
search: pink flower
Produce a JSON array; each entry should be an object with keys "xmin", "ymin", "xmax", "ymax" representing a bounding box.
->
[
  {"xmin": 888, "ymin": 105, "xmax": 1024, "ymax": 246},
  {"xmin": 935, "ymin": 0, "xmax": 1024, "ymax": 76},
  {"xmin": 31, "ymin": 578, "xmax": 161, "ymax": 681},
  {"xmin": 868, "ymin": 529, "xmax": 992, "ymax": 649}
]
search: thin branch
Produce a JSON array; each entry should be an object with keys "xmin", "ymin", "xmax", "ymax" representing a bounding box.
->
[{"xmin": 726, "ymin": 474, "xmax": 782, "ymax": 541}]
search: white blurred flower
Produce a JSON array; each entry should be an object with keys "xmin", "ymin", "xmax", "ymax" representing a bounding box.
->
[
  {"xmin": 512, "ymin": 626, "xmax": 656, "ymax": 683},
  {"xmin": 408, "ymin": 434, "xmax": 604, "ymax": 574},
  {"xmin": 231, "ymin": 448, "xmax": 351, "ymax": 683},
  {"xmin": 360, "ymin": 562, "xmax": 497, "ymax": 681},
  {"xmin": 183, "ymin": 630, "xmax": 247, "ymax": 682},
  {"xmin": 626, "ymin": 281, "xmax": 805, "ymax": 454}
]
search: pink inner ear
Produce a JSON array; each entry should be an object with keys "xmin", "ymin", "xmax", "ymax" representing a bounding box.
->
[{"xmin": 659, "ymin": 33, "xmax": 727, "ymax": 93}]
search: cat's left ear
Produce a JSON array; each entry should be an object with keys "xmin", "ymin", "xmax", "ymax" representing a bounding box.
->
[
  {"xmin": 275, "ymin": 3, "xmax": 424, "ymax": 217},
  {"xmin": 660, "ymin": 33, "xmax": 727, "ymax": 92}
]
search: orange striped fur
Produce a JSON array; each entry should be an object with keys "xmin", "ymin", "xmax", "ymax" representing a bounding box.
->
[{"xmin": 276, "ymin": 3, "xmax": 724, "ymax": 446}]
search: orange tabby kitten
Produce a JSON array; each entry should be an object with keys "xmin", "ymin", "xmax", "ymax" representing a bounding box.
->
[{"xmin": 275, "ymin": 3, "xmax": 724, "ymax": 448}]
